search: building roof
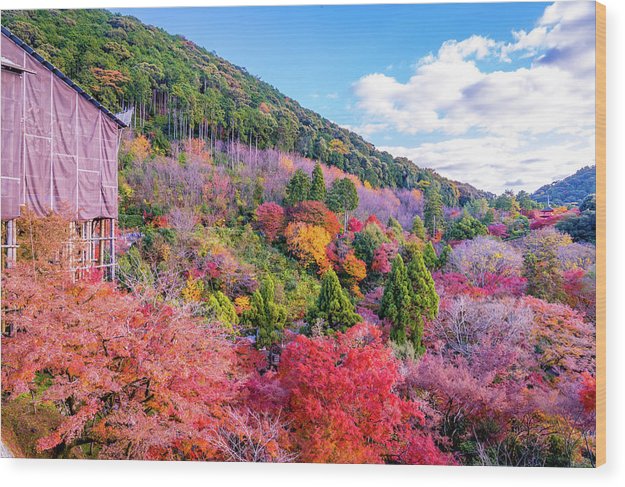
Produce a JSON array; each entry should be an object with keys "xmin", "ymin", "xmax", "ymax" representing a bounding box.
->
[
  {"xmin": 541, "ymin": 195, "xmax": 555, "ymax": 212},
  {"xmin": 2, "ymin": 26, "xmax": 127, "ymax": 128}
]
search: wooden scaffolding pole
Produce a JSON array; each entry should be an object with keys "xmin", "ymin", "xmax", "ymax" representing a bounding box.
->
[
  {"xmin": 6, "ymin": 219, "xmax": 17, "ymax": 268},
  {"xmin": 110, "ymin": 218, "xmax": 116, "ymax": 280},
  {"xmin": 99, "ymin": 218, "xmax": 105, "ymax": 266}
]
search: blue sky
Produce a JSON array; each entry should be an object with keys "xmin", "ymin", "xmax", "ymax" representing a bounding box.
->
[{"xmin": 114, "ymin": 2, "xmax": 595, "ymax": 193}]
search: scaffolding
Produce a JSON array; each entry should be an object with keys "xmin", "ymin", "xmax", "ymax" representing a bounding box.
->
[
  {"xmin": 70, "ymin": 218, "xmax": 117, "ymax": 280},
  {"xmin": 0, "ymin": 220, "xmax": 18, "ymax": 269},
  {"xmin": 1, "ymin": 26, "xmax": 125, "ymax": 282},
  {"xmin": 1, "ymin": 217, "xmax": 116, "ymax": 281}
]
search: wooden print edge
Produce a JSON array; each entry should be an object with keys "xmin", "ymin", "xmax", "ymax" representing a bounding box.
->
[{"xmin": 595, "ymin": 0, "xmax": 606, "ymax": 468}]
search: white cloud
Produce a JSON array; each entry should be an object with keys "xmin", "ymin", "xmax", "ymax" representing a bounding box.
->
[
  {"xmin": 502, "ymin": 1, "xmax": 596, "ymax": 77},
  {"xmin": 352, "ymin": 1, "xmax": 596, "ymax": 193},
  {"xmin": 381, "ymin": 132, "xmax": 594, "ymax": 194},
  {"xmin": 340, "ymin": 122, "xmax": 389, "ymax": 137}
]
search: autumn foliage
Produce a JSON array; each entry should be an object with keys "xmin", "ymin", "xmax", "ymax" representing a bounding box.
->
[
  {"xmin": 1, "ymin": 265, "xmax": 237, "ymax": 460},
  {"xmin": 271, "ymin": 324, "xmax": 455, "ymax": 464},
  {"xmin": 284, "ymin": 222, "xmax": 332, "ymax": 272},
  {"xmin": 255, "ymin": 202, "xmax": 286, "ymax": 242},
  {"xmin": 0, "ymin": 137, "xmax": 596, "ymax": 466},
  {"xmin": 286, "ymin": 200, "xmax": 341, "ymax": 236}
]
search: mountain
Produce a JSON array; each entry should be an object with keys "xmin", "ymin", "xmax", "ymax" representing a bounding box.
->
[
  {"xmin": 1, "ymin": 9, "xmax": 490, "ymax": 206},
  {"xmin": 531, "ymin": 165, "xmax": 596, "ymax": 206}
]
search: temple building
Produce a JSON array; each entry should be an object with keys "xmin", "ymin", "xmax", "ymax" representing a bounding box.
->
[{"xmin": 1, "ymin": 26, "xmax": 127, "ymax": 277}]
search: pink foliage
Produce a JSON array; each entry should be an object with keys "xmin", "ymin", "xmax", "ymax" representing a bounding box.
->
[
  {"xmin": 255, "ymin": 202, "xmax": 286, "ymax": 242},
  {"xmin": 562, "ymin": 267, "xmax": 596, "ymax": 319},
  {"xmin": 433, "ymin": 271, "xmax": 526, "ymax": 298},
  {"xmin": 271, "ymin": 323, "xmax": 453, "ymax": 464},
  {"xmin": 348, "ymin": 217, "xmax": 364, "ymax": 233},
  {"xmin": 395, "ymin": 189, "xmax": 424, "ymax": 229},
  {"xmin": 433, "ymin": 272, "xmax": 474, "ymax": 297},
  {"xmin": 2, "ymin": 267, "xmax": 238, "ymax": 460},
  {"xmin": 530, "ymin": 215, "xmax": 563, "ymax": 230},
  {"xmin": 371, "ymin": 241, "xmax": 399, "ymax": 275},
  {"xmin": 481, "ymin": 273, "xmax": 527, "ymax": 297},
  {"xmin": 199, "ymin": 249, "xmax": 258, "ymax": 296},
  {"xmin": 488, "ymin": 223, "xmax": 508, "ymax": 238}
]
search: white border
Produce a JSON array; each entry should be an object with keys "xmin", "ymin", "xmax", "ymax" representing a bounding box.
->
[{"xmin": 1, "ymin": 1, "xmax": 623, "ymax": 486}]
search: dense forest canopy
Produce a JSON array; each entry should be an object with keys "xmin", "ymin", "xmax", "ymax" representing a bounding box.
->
[
  {"xmin": 532, "ymin": 166, "xmax": 596, "ymax": 206},
  {"xmin": 1, "ymin": 8, "xmax": 490, "ymax": 206}
]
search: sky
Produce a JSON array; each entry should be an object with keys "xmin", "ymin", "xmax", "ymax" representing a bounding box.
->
[{"xmin": 114, "ymin": 2, "xmax": 596, "ymax": 194}]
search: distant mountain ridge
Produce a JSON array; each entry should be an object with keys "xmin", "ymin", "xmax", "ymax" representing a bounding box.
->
[
  {"xmin": 1, "ymin": 9, "xmax": 490, "ymax": 206},
  {"xmin": 531, "ymin": 165, "xmax": 596, "ymax": 206}
]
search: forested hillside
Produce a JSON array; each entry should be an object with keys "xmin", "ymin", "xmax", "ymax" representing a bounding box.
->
[
  {"xmin": 532, "ymin": 166, "xmax": 596, "ymax": 206},
  {"xmin": 1, "ymin": 8, "xmax": 488, "ymax": 205},
  {"xmin": 1, "ymin": 7, "xmax": 597, "ymax": 467},
  {"xmin": 2, "ymin": 131, "xmax": 597, "ymax": 465}
]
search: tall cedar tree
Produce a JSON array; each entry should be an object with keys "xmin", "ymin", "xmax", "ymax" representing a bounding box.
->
[
  {"xmin": 242, "ymin": 277, "xmax": 288, "ymax": 349},
  {"xmin": 206, "ymin": 291, "xmax": 239, "ymax": 330},
  {"xmin": 326, "ymin": 177, "xmax": 359, "ymax": 230},
  {"xmin": 405, "ymin": 248, "xmax": 439, "ymax": 354},
  {"xmin": 307, "ymin": 269, "xmax": 361, "ymax": 333},
  {"xmin": 353, "ymin": 223, "xmax": 389, "ymax": 266},
  {"xmin": 424, "ymin": 183, "xmax": 444, "ymax": 237},
  {"xmin": 379, "ymin": 255, "xmax": 413, "ymax": 345},
  {"xmin": 423, "ymin": 241, "xmax": 438, "ymax": 271},
  {"xmin": 309, "ymin": 162, "xmax": 327, "ymax": 201},
  {"xmin": 284, "ymin": 169, "xmax": 311, "ymax": 206},
  {"xmin": 411, "ymin": 215, "xmax": 426, "ymax": 239},
  {"xmin": 437, "ymin": 244, "xmax": 452, "ymax": 270}
]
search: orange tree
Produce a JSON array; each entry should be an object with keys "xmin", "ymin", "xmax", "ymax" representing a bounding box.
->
[{"xmin": 284, "ymin": 222, "xmax": 332, "ymax": 273}]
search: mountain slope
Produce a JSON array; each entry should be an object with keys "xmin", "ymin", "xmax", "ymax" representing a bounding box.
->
[
  {"xmin": 1, "ymin": 9, "xmax": 489, "ymax": 205},
  {"xmin": 531, "ymin": 165, "xmax": 596, "ymax": 206}
]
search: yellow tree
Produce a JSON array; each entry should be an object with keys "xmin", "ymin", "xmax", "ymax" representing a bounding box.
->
[{"xmin": 285, "ymin": 222, "xmax": 331, "ymax": 273}]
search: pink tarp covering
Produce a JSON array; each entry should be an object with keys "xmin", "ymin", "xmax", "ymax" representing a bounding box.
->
[
  {"xmin": 1, "ymin": 68, "xmax": 22, "ymax": 219},
  {"xmin": 1, "ymin": 32, "xmax": 120, "ymax": 221}
]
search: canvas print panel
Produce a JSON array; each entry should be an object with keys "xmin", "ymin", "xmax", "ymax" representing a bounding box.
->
[{"xmin": 0, "ymin": 2, "xmax": 601, "ymax": 466}]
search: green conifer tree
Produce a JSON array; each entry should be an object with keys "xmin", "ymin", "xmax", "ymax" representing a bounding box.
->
[
  {"xmin": 437, "ymin": 244, "xmax": 452, "ymax": 270},
  {"xmin": 307, "ymin": 269, "xmax": 361, "ymax": 333},
  {"xmin": 424, "ymin": 183, "xmax": 444, "ymax": 237},
  {"xmin": 379, "ymin": 255, "xmax": 413, "ymax": 345},
  {"xmin": 309, "ymin": 162, "xmax": 326, "ymax": 202},
  {"xmin": 242, "ymin": 277, "xmax": 287, "ymax": 349},
  {"xmin": 387, "ymin": 216, "xmax": 404, "ymax": 241},
  {"xmin": 353, "ymin": 223, "xmax": 389, "ymax": 266},
  {"xmin": 326, "ymin": 177, "xmax": 359, "ymax": 230},
  {"xmin": 411, "ymin": 215, "xmax": 426, "ymax": 239},
  {"xmin": 284, "ymin": 169, "xmax": 311, "ymax": 206},
  {"xmin": 405, "ymin": 248, "xmax": 439, "ymax": 354},
  {"xmin": 423, "ymin": 241, "xmax": 438, "ymax": 271},
  {"xmin": 482, "ymin": 208, "xmax": 496, "ymax": 226},
  {"xmin": 205, "ymin": 291, "xmax": 238, "ymax": 330}
]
